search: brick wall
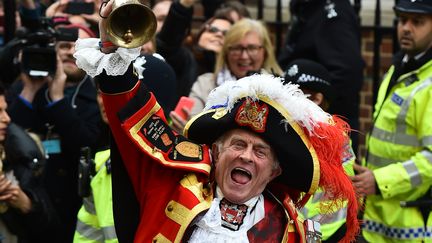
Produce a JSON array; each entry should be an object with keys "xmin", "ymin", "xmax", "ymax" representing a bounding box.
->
[{"xmin": 357, "ymin": 29, "xmax": 395, "ymax": 160}]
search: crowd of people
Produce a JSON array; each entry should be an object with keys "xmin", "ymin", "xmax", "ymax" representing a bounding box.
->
[{"xmin": 0, "ymin": 0, "xmax": 431, "ymax": 242}]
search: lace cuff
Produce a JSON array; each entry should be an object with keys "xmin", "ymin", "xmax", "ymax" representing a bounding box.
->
[{"xmin": 73, "ymin": 38, "xmax": 141, "ymax": 78}]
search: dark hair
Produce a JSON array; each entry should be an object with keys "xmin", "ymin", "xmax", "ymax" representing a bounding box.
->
[
  {"xmin": 215, "ymin": 1, "xmax": 251, "ymax": 19},
  {"xmin": 193, "ymin": 16, "xmax": 234, "ymax": 46},
  {"xmin": 0, "ymin": 82, "xmax": 5, "ymax": 96}
]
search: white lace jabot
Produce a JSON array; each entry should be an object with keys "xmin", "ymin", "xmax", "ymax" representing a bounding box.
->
[
  {"xmin": 73, "ymin": 38, "xmax": 141, "ymax": 78},
  {"xmin": 188, "ymin": 187, "xmax": 264, "ymax": 243}
]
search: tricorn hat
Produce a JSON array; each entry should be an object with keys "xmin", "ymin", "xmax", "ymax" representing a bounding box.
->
[
  {"xmin": 394, "ymin": 0, "xmax": 432, "ymax": 14},
  {"xmin": 185, "ymin": 74, "xmax": 348, "ymax": 192},
  {"xmin": 184, "ymin": 74, "xmax": 358, "ymax": 242}
]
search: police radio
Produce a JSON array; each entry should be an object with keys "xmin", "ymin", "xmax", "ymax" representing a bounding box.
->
[{"xmin": 78, "ymin": 147, "xmax": 95, "ymax": 197}]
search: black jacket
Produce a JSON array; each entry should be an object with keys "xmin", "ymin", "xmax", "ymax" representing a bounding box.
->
[
  {"xmin": 6, "ymin": 75, "xmax": 101, "ymax": 242},
  {"xmin": 278, "ymin": 0, "xmax": 364, "ymax": 120},
  {"xmin": 156, "ymin": 1, "xmax": 219, "ymax": 103},
  {"xmin": 1, "ymin": 123, "xmax": 59, "ymax": 243},
  {"xmin": 156, "ymin": 1, "xmax": 197, "ymax": 102}
]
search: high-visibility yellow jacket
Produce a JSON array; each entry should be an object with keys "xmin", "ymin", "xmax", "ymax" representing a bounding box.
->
[
  {"xmin": 73, "ymin": 149, "xmax": 118, "ymax": 243},
  {"xmin": 301, "ymin": 142, "xmax": 355, "ymax": 241},
  {"xmin": 362, "ymin": 58, "xmax": 432, "ymax": 242}
]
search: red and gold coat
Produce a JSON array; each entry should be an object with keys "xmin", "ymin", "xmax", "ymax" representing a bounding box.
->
[{"xmin": 100, "ymin": 72, "xmax": 309, "ymax": 243}]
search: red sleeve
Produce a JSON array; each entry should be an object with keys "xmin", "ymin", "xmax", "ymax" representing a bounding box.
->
[{"xmin": 101, "ymin": 80, "xmax": 211, "ymax": 203}]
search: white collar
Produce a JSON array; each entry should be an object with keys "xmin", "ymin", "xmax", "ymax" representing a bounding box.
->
[{"xmin": 403, "ymin": 50, "xmax": 427, "ymax": 63}]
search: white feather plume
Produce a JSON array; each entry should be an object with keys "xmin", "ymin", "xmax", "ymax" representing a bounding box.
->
[{"xmin": 203, "ymin": 74, "xmax": 332, "ymax": 134}]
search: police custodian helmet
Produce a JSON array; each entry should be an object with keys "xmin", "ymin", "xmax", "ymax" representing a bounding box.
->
[{"xmin": 394, "ymin": 0, "xmax": 432, "ymax": 14}]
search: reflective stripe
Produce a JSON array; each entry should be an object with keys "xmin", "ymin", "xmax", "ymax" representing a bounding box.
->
[
  {"xmin": 76, "ymin": 219, "xmax": 104, "ymax": 241},
  {"xmin": 102, "ymin": 226, "xmax": 117, "ymax": 240},
  {"xmin": 301, "ymin": 206, "xmax": 309, "ymax": 218},
  {"xmin": 395, "ymin": 77, "xmax": 432, "ymax": 139},
  {"xmin": 83, "ymin": 196, "xmax": 96, "ymax": 215},
  {"xmin": 363, "ymin": 219, "xmax": 432, "ymax": 239},
  {"xmin": 371, "ymin": 77, "xmax": 432, "ymax": 149},
  {"xmin": 370, "ymin": 127, "xmax": 420, "ymax": 146},
  {"xmin": 310, "ymin": 207, "xmax": 347, "ymax": 225},
  {"xmin": 369, "ymin": 150, "xmax": 432, "ymax": 185},
  {"xmin": 422, "ymin": 150, "xmax": 432, "ymax": 163},
  {"xmin": 311, "ymin": 191, "xmax": 325, "ymax": 204},
  {"xmin": 424, "ymin": 136, "xmax": 432, "ymax": 146},
  {"xmin": 367, "ymin": 152, "xmax": 398, "ymax": 167},
  {"xmin": 402, "ymin": 160, "xmax": 422, "ymax": 186}
]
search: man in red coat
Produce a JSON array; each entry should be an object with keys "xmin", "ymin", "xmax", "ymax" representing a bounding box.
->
[{"xmin": 73, "ymin": 2, "xmax": 359, "ymax": 242}]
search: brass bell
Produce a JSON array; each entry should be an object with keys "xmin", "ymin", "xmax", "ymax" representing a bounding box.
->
[{"xmin": 106, "ymin": 0, "xmax": 156, "ymax": 48}]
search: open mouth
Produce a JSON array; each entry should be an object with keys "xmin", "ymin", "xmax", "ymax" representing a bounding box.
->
[{"xmin": 231, "ymin": 167, "xmax": 252, "ymax": 184}]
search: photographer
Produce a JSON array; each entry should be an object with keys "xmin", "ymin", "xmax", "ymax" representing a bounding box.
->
[
  {"xmin": 0, "ymin": 16, "xmax": 87, "ymax": 86},
  {"xmin": 5, "ymin": 20, "xmax": 102, "ymax": 242}
]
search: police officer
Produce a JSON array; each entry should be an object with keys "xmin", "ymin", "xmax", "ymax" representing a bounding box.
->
[
  {"xmin": 73, "ymin": 149, "xmax": 117, "ymax": 243},
  {"xmin": 351, "ymin": 0, "xmax": 432, "ymax": 242},
  {"xmin": 278, "ymin": 0, "xmax": 364, "ymax": 155}
]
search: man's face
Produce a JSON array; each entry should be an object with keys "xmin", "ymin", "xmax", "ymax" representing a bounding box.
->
[
  {"xmin": 0, "ymin": 95, "xmax": 11, "ymax": 142},
  {"xmin": 212, "ymin": 129, "xmax": 281, "ymax": 204},
  {"xmin": 56, "ymin": 28, "xmax": 89, "ymax": 82},
  {"xmin": 397, "ymin": 12, "xmax": 432, "ymax": 56}
]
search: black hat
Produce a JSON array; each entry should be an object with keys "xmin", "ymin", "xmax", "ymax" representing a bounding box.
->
[
  {"xmin": 184, "ymin": 74, "xmax": 349, "ymax": 195},
  {"xmin": 394, "ymin": 0, "xmax": 432, "ymax": 14},
  {"xmin": 283, "ymin": 59, "xmax": 335, "ymax": 103},
  {"xmin": 184, "ymin": 75, "xmax": 360, "ymax": 242}
]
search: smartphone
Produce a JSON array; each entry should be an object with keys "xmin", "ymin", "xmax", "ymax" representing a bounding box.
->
[
  {"xmin": 64, "ymin": 1, "xmax": 95, "ymax": 15},
  {"xmin": 174, "ymin": 96, "xmax": 195, "ymax": 120}
]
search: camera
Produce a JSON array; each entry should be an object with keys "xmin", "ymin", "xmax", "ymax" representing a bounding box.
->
[
  {"xmin": 20, "ymin": 18, "xmax": 79, "ymax": 77},
  {"xmin": 0, "ymin": 17, "xmax": 79, "ymax": 79},
  {"xmin": 21, "ymin": 46, "xmax": 58, "ymax": 77},
  {"xmin": 20, "ymin": 23, "xmax": 78, "ymax": 77}
]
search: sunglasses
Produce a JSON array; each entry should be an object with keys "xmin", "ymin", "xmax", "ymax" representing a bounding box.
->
[{"xmin": 206, "ymin": 25, "xmax": 228, "ymax": 36}]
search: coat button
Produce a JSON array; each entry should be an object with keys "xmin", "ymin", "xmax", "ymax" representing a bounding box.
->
[{"xmin": 167, "ymin": 204, "xmax": 173, "ymax": 212}]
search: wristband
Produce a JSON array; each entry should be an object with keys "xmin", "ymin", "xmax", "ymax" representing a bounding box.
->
[{"xmin": 99, "ymin": 40, "xmax": 115, "ymax": 49}]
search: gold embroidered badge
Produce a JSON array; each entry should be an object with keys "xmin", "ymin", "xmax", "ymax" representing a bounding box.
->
[
  {"xmin": 175, "ymin": 141, "xmax": 200, "ymax": 158},
  {"xmin": 235, "ymin": 98, "xmax": 268, "ymax": 133}
]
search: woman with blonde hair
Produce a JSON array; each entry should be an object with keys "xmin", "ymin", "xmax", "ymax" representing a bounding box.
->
[
  {"xmin": 213, "ymin": 18, "xmax": 282, "ymax": 81},
  {"xmin": 170, "ymin": 18, "xmax": 283, "ymax": 131}
]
